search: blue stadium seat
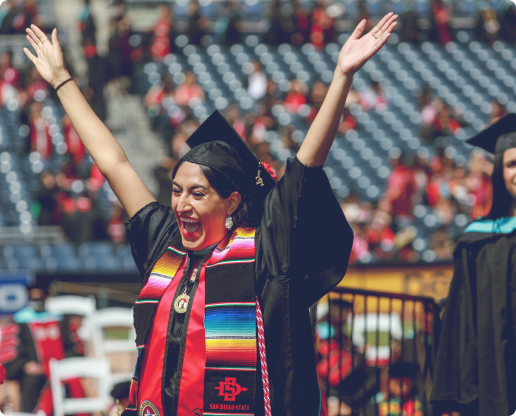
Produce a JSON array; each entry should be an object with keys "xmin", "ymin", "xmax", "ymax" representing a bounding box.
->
[
  {"xmin": 79, "ymin": 241, "xmax": 115, "ymax": 259},
  {"xmin": 42, "ymin": 244, "xmax": 76, "ymax": 259},
  {"xmin": 55, "ymin": 255, "xmax": 82, "ymax": 272}
]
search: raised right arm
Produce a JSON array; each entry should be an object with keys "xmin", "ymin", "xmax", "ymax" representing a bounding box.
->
[{"xmin": 24, "ymin": 25, "xmax": 155, "ymax": 218}]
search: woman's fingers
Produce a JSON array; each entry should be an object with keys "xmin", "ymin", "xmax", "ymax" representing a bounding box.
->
[
  {"xmin": 26, "ymin": 28, "xmax": 43, "ymax": 49},
  {"xmin": 23, "ymin": 48, "xmax": 37, "ymax": 64},
  {"xmin": 370, "ymin": 12, "xmax": 393, "ymax": 37},
  {"xmin": 51, "ymin": 28, "xmax": 61, "ymax": 54},
  {"xmin": 376, "ymin": 15, "xmax": 397, "ymax": 38},
  {"xmin": 26, "ymin": 34, "xmax": 40, "ymax": 54},
  {"xmin": 365, "ymin": 21, "xmax": 397, "ymax": 59},
  {"xmin": 376, "ymin": 22, "xmax": 396, "ymax": 46},
  {"xmin": 383, "ymin": 21, "xmax": 397, "ymax": 39},
  {"xmin": 26, "ymin": 28, "xmax": 39, "ymax": 48},
  {"xmin": 376, "ymin": 14, "xmax": 398, "ymax": 38},
  {"xmin": 386, "ymin": 21, "xmax": 398, "ymax": 35},
  {"xmin": 349, "ymin": 19, "xmax": 366, "ymax": 41},
  {"xmin": 30, "ymin": 24, "xmax": 49, "ymax": 43}
]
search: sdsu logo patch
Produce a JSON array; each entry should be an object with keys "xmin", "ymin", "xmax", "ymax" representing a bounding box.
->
[
  {"xmin": 138, "ymin": 400, "xmax": 159, "ymax": 416},
  {"xmin": 215, "ymin": 377, "xmax": 248, "ymax": 401}
]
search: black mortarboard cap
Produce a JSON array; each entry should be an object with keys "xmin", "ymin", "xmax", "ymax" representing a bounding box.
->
[
  {"xmin": 466, "ymin": 113, "xmax": 516, "ymax": 154},
  {"xmin": 28, "ymin": 276, "xmax": 51, "ymax": 294},
  {"xmin": 182, "ymin": 111, "xmax": 276, "ymax": 199}
]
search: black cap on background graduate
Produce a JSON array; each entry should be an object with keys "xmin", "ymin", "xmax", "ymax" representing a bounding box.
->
[
  {"xmin": 466, "ymin": 113, "xmax": 516, "ymax": 154},
  {"xmin": 182, "ymin": 111, "xmax": 276, "ymax": 200},
  {"xmin": 28, "ymin": 276, "xmax": 52, "ymax": 294}
]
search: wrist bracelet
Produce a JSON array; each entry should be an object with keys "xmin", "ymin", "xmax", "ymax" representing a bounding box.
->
[{"xmin": 55, "ymin": 77, "xmax": 74, "ymax": 92}]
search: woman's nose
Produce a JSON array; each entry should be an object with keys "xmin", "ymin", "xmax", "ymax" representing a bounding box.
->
[{"xmin": 176, "ymin": 195, "xmax": 192, "ymax": 213}]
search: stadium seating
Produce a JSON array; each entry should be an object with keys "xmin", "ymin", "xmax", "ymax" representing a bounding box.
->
[
  {"xmin": 134, "ymin": 31, "xmax": 516, "ymax": 263},
  {"xmin": 0, "ymin": 27, "xmax": 514, "ymax": 266},
  {"xmin": 0, "ymin": 241, "xmax": 138, "ymax": 273}
]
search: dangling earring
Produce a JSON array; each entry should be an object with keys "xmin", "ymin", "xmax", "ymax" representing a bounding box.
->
[{"xmin": 225, "ymin": 215, "xmax": 233, "ymax": 229}]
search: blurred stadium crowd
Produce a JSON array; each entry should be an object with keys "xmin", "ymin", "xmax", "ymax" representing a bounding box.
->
[{"xmin": 0, "ymin": 0, "xmax": 514, "ymax": 271}]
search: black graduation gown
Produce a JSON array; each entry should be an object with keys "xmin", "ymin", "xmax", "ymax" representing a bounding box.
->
[
  {"xmin": 126, "ymin": 156, "xmax": 354, "ymax": 416},
  {"xmin": 430, "ymin": 217, "xmax": 516, "ymax": 416}
]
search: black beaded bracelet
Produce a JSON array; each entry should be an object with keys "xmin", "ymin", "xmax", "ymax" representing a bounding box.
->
[{"xmin": 55, "ymin": 77, "xmax": 74, "ymax": 92}]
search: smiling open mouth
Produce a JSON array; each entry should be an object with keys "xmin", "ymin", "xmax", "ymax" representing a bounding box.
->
[{"xmin": 180, "ymin": 217, "xmax": 201, "ymax": 237}]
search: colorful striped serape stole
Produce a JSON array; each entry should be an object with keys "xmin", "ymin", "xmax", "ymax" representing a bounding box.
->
[
  {"xmin": 203, "ymin": 228, "xmax": 258, "ymax": 415},
  {"xmin": 135, "ymin": 247, "xmax": 186, "ymax": 304}
]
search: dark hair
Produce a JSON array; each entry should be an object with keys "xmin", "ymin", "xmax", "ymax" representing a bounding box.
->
[
  {"xmin": 487, "ymin": 151, "xmax": 513, "ymax": 219},
  {"xmin": 172, "ymin": 160, "xmax": 263, "ymax": 228}
]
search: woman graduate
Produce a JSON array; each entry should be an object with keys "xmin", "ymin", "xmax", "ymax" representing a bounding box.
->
[
  {"xmin": 23, "ymin": 13, "xmax": 397, "ymax": 416},
  {"xmin": 431, "ymin": 113, "xmax": 516, "ymax": 416}
]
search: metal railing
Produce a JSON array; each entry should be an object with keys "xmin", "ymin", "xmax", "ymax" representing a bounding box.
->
[{"xmin": 317, "ymin": 287, "xmax": 441, "ymax": 416}]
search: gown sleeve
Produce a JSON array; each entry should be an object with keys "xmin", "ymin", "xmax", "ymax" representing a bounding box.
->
[
  {"xmin": 125, "ymin": 201, "xmax": 181, "ymax": 278},
  {"xmin": 256, "ymin": 157, "xmax": 354, "ymax": 308}
]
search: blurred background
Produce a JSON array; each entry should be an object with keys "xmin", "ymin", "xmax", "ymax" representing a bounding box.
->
[{"xmin": 0, "ymin": 0, "xmax": 513, "ymax": 414}]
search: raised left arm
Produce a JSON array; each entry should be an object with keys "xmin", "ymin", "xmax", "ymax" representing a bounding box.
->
[{"xmin": 296, "ymin": 13, "xmax": 398, "ymax": 167}]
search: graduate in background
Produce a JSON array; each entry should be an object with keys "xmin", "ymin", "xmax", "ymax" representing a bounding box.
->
[
  {"xmin": 431, "ymin": 114, "xmax": 516, "ymax": 416},
  {"xmin": 1, "ymin": 281, "xmax": 86, "ymax": 414}
]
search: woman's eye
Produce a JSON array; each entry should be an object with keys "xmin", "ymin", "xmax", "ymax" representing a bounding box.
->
[
  {"xmin": 193, "ymin": 192, "xmax": 204, "ymax": 198},
  {"xmin": 172, "ymin": 188, "xmax": 181, "ymax": 194}
]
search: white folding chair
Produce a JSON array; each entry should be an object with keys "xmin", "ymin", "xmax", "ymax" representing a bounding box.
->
[
  {"xmin": 46, "ymin": 295, "xmax": 96, "ymax": 316},
  {"xmin": 49, "ymin": 357, "xmax": 112, "ymax": 416},
  {"xmin": 96, "ymin": 307, "xmax": 135, "ymax": 353},
  {"xmin": 46, "ymin": 295, "xmax": 99, "ymax": 357},
  {"xmin": 95, "ymin": 307, "xmax": 136, "ymax": 383}
]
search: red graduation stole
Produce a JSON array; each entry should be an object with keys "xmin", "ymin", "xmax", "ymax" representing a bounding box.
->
[{"xmin": 123, "ymin": 228, "xmax": 269, "ymax": 416}]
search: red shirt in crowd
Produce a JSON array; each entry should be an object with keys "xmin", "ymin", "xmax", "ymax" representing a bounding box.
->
[
  {"xmin": 64, "ymin": 122, "xmax": 86, "ymax": 164},
  {"xmin": 386, "ymin": 165, "xmax": 416, "ymax": 218},
  {"xmin": 89, "ymin": 164, "xmax": 105, "ymax": 191},
  {"xmin": 30, "ymin": 118, "xmax": 52, "ymax": 159},
  {"xmin": 432, "ymin": 3, "xmax": 452, "ymax": 44},
  {"xmin": 150, "ymin": 19, "xmax": 172, "ymax": 60},
  {"xmin": 285, "ymin": 92, "xmax": 306, "ymax": 114}
]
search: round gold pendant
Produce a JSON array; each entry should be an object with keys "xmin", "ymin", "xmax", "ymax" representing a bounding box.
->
[{"xmin": 174, "ymin": 294, "xmax": 190, "ymax": 313}]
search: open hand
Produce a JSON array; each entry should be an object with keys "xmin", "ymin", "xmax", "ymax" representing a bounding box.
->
[
  {"xmin": 23, "ymin": 24, "xmax": 69, "ymax": 89},
  {"xmin": 337, "ymin": 12, "xmax": 398, "ymax": 77}
]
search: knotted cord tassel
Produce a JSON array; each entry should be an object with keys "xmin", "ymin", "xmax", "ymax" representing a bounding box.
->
[{"xmin": 256, "ymin": 296, "xmax": 272, "ymax": 416}]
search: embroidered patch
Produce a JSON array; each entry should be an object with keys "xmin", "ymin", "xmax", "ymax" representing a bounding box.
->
[
  {"xmin": 138, "ymin": 400, "xmax": 160, "ymax": 416},
  {"xmin": 215, "ymin": 377, "xmax": 248, "ymax": 401}
]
